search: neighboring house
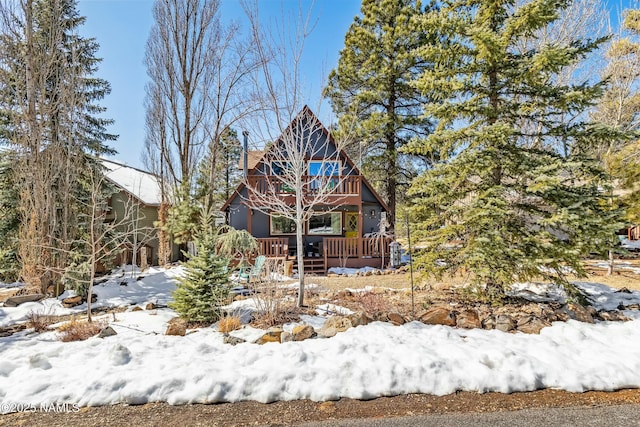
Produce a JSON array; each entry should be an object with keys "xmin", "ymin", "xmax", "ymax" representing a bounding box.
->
[
  {"xmin": 101, "ymin": 159, "xmax": 179, "ymax": 267},
  {"xmin": 221, "ymin": 107, "xmax": 391, "ymax": 273}
]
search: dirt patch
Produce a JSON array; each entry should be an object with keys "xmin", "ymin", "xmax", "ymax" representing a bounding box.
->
[{"xmin": 3, "ymin": 389, "xmax": 640, "ymax": 427}]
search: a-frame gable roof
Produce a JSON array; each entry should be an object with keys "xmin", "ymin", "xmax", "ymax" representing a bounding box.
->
[{"xmin": 220, "ymin": 106, "xmax": 389, "ymax": 212}]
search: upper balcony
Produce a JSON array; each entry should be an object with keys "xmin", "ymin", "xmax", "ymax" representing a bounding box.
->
[{"xmin": 245, "ymin": 174, "xmax": 363, "ymax": 205}]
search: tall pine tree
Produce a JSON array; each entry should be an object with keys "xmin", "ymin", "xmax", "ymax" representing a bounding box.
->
[
  {"xmin": 404, "ymin": 0, "xmax": 622, "ymax": 300},
  {"xmin": 324, "ymin": 0, "xmax": 434, "ymax": 231},
  {"xmin": 0, "ymin": 0, "xmax": 116, "ymax": 289}
]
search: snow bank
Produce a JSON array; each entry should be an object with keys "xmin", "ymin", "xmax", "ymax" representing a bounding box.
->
[
  {"xmin": 1, "ymin": 319, "xmax": 640, "ymax": 408},
  {"xmin": 0, "ymin": 266, "xmax": 181, "ymax": 328}
]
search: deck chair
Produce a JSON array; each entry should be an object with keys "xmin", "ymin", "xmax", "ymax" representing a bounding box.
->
[{"xmin": 238, "ymin": 255, "xmax": 267, "ymax": 285}]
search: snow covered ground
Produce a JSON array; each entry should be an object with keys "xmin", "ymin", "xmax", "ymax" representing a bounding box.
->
[{"xmin": 1, "ymin": 266, "xmax": 640, "ymax": 411}]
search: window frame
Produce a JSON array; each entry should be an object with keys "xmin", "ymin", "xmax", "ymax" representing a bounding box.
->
[
  {"xmin": 269, "ymin": 215, "xmax": 297, "ymax": 236},
  {"xmin": 308, "ymin": 160, "xmax": 340, "ymax": 177},
  {"xmin": 307, "ymin": 212, "xmax": 343, "ymax": 236}
]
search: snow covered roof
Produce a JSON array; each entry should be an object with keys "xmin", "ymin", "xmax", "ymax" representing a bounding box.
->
[{"xmin": 100, "ymin": 159, "xmax": 163, "ymax": 206}]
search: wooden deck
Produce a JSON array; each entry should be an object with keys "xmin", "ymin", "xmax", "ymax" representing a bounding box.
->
[{"xmin": 256, "ymin": 237, "xmax": 391, "ymax": 274}]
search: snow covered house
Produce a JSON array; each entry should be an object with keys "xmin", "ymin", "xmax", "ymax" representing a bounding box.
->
[
  {"xmin": 101, "ymin": 159, "xmax": 179, "ymax": 267},
  {"xmin": 221, "ymin": 107, "xmax": 391, "ymax": 274}
]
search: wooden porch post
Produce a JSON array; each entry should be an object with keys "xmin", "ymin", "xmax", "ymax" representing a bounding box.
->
[{"xmin": 358, "ymin": 201, "xmax": 363, "ymax": 258}]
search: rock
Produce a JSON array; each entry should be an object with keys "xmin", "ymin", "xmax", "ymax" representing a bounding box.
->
[
  {"xmin": 280, "ymin": 332, "xmax": 294, "ymax": 343},
  {"xmin": 292, "ymin": 324, "xmax": 316, "ymax": 341},
  {"xmin": 317, "ymin": 316, "xmax": 353, "ymax": 338},
  {"xmin": 327, "ymin": 273, "xmax": 339, "ymax": 278},
  {"xmin": 98, "ymin": 326, "xmax": 118, "ymax": 338},
  {"xmin": 223, "ymin": 334, "xmax": 246, "ymax": 346},
  {"xmin": 145, "ymin": 303, "xmax": 156, "ymax": 310},
  {"xmin": 552, "ymin": 309, "xmax": 570, "ymax": 322},
  {"xmin": 131, "ymin": 306, "xmax": 143, "ymax": 312},
  {"xmin": 257, "ymin": 327, "xmax": 283, "ymax": 344},
  {"xmin": 565, "ymin": 303, "xmax": 594, "ymax": 323},
  {"xmin": 616, "ymin": 287, "xmax": 632, "ymax": 294},
  {"xmin": 481, "ymin": 315, "xmax": 495, "ymax": 330},
  {"xmin": 418, "ymin": 306, "xmax": 456, "ymax": 327},
  {"xmin": 81, "ymin": 293, "xmax": 97, "ymax": 303},
  {"xmin": 347, "ymin": 311, "xmax": 371, "ymax": 327},
  {"xmin": 516, "ymin": 316, "xmax": 550, "ymax": 334},
  {"xmin": 386, "ymin": 312, "xmax": 405, "ymax": 326},
  {"xmin": 165, "ymin": 318, "xmax": 187, "ymax": 336},
  {"xmin": 495, "ymin": 314, "xmax": 515, "ymax": 332},
  {"xmin": 46, "ymin": 283, "xmax": 65, "ymax": 297},
  {"xmin": 456, "ymin": 310, "xmax": 481, "ymax": 329},
  {"xmin": 4, "ymin": 294, "xmax": 46, "ymax": 307},
  {"xmin": 336, "ymin": 290, "xmax": 352, "ymax": 299},
  {"xmin": 61, "ymin": 295, "xmax": 83, "ymax": 308},
  {"xmin": 597, "ymin": 310, "xmax": 630, "ymax": 322}
]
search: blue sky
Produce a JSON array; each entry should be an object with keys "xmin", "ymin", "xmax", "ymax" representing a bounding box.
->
[
  {"xmin": 77, "ymin": 0, "xmax": 361, "ymax": 168},
  {"xmin": 77, "ymin": 0, "xmax": 635, "ymax": 169}
]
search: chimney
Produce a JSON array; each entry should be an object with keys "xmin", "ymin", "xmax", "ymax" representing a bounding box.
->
[{"xmin": 242, "ymin": 130, "xmax": 249, "ymax": 179}]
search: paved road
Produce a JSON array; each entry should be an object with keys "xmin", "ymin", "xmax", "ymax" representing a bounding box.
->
[{"xmin": 302, "ymin": 404, "xmax": 640, "ymax": 427}]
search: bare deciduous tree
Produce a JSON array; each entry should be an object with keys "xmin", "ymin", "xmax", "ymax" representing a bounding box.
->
[
  {"xmin": 143, "ymin": 0, "xmax": 260, "ymax": 201},
  {"xmin": 241, "ymin": 1, "xmax": 356, "ymax": 307}
]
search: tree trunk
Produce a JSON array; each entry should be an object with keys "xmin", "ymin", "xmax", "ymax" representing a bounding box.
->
[
  {"xmin": 607, "ymin": 249, "xmax": 614, "ymax": 276},
  {"xmin": 296, "ymin": 217, "xmax": 305, "ymax": 307}
]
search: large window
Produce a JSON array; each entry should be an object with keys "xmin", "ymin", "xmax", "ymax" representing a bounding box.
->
[
  {"xmin": 308, "ymin": 212, "xmax": 342, "ymax": 235},
  {"xmin": 308, "ymin": 160, "xmax": 339, "ymax": 176},
  {"xmin": 270, "ymin": 215, "xmax": 296, "ymax": 235},
  {"xmin": 271, "ymin": 161, "xmax": 291, "ymax": 175}
]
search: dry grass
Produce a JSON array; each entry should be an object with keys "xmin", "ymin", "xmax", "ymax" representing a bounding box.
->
[
  {"xmin": 27, "ymin": 310, "xmax": 58, "ymax": 332},
  {"xmin": 57, "ymin": 318, "xmax": 106, "ymax": 342},
  {"xmin": 309, "ymin": 259, "xmax": 640, "ymax": 293},
  {"xmin": 354, "ymin": 292, "xmax": 393, "ymax": 318},
  {"xmin": 218, "ymin": 315, "xmax": 242, "ymax": 333}
]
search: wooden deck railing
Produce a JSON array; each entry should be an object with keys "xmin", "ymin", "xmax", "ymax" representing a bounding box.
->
[
  {"xmin": 257, "ymin": 238, "xmax": 289, "ymax": 258},
  {"xmin": 323, "ymin": 237, "xmax": 391, "ymax": 270},
  {"xmin": 247, "ymin": 175, "xmax": 361, "ymax": 196}
]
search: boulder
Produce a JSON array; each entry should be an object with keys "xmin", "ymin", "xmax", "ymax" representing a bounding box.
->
[
  {"xmin": 495, "ymin": 314, "xmax": 515, "ymax": 332},
  {"xmin": 418, "ymin": 306, "xmax": 456, "ymax": 327},
  {"xmin": 456, "ymin": 310, "xmax": 481, "ymax": 329},
  {"xmin": 597, "ymin": 310, "xmax": 630, "ymax": 322},
  {"xmin": 481, "ymin": 315, "xmax": 495, "ymax": 330},
  {"xmin": 516, "ymin": 315, "xmax": 550, "ymax": 334},
  {"xmin": 565, "ymin": 303, "xmax": 594, "ymax": 324},
  {"xmin": 552, "ymin": 309, "xmax": 569, "ymax": 322},
  {"xmin": 347, "ymin": 311, "xmax": 372, "ymax": 327},
  {"xmin": 386, "ymin": 312, "xmax": 405, "ymax": 326},
  {"xmin": 4, "ymin": 294, "xmax": 46, "ymax": 307},
  {"xmin": 257, "ymin": 327, "xmax": 283, "ymax": 344},
  {"xmin": 61, "ymin": 295, "xmax": 83, "ymax": 308},
  {"xmin": 131, "ymin": 306, "xmax": 143, "ymax": 312},
  {"xmin": 145, "ymin": 303, "xmax": 156, "ymax": 310},
  {"xmin": 98, "ymin": 326, "xmax": 118, "ymax": 338},
  {"xmin": 280, "ymin": 332, "xmax": 294, "ymax": 343},
  {"xmin": 223, "ymin": 334, "xmax": 246, "ymax": 346},
  {"xmin": 46, "ymin": 283, "xmax": 65, "ymax": 297},
  {"xmin": 317, "ymin": 316, "xmax": 353, "ymax": 338},
  {"xmin": 165, "ymin": 318, "xmax": 187, "ymax": 336},
  {"xmin": 292, "ymin": 324, "xmax": 316, "ymax": 341}
]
